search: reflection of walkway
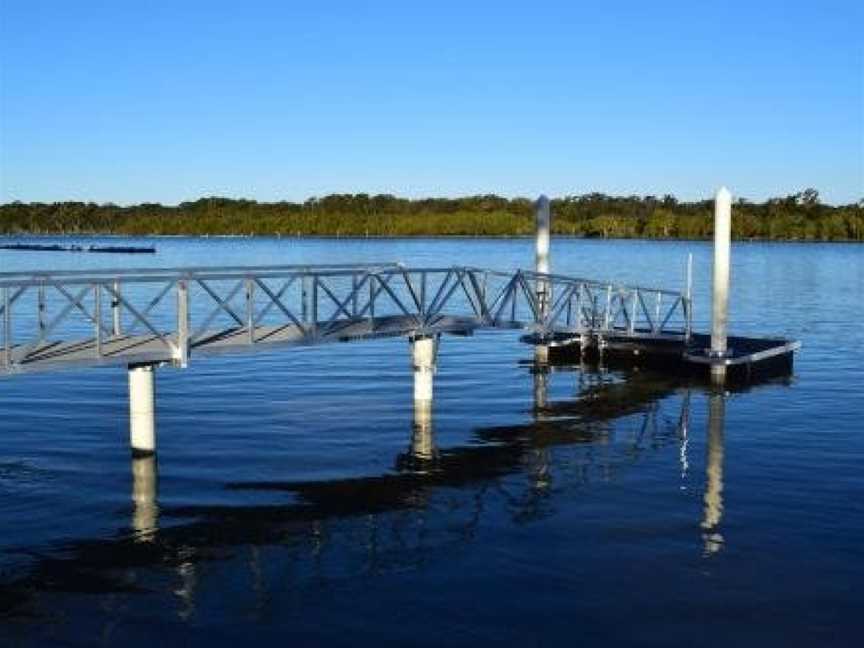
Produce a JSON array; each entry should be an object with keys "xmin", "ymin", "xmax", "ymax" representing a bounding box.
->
[{"xmin": 8, "ymin": 364, "xmax": 693, "ymax": 631}]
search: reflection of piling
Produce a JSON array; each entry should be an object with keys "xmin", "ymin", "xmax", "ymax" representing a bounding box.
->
[
  {"xmin": 410, "ymin": 399, "xmax": 436, "ymax": 461},
  {"xmin": 711, "ymin": 187, "xmax": 732, "ymax": 385},
  {"xmin": 529, "ymin": 448, "xmax": 551, "ymax": 492},
  {"xmin": 131, "ymin": 455, "xmax": 158, "ymax": 542},
  {"xmin": 530, "ymin": 348, "xmax": 551, "ymax": 490},
  {"xmin": 532, "ymin": 361, "xmax": 549, "ymax": 412},
  {"xmin": 534, "ymin": 343, "xmax": 549, "ymax": 366},
  {"xmin": 701, "ymin": 391, "xmax": 726, "ymax": 554}
]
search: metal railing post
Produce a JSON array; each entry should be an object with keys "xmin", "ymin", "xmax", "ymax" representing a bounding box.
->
[
  {"xmin": 685, "ymin": 252, "xmax": 693, "ymax": 342},
  {"xmin": 420, "ymin": 271, "xmax": 427, "ymax": 318},
  {"xmin": 604, "ymin": 285, "xmax": 612, "ymax": 331},
  {"xmin": 3, "ymin": 286, "xmax": 10, "ymax": 369},
  {"xmin": 112, "ymin": 279, "xmax": 122, "ymax": 336},
  {"xmin": 301, "ymin": 275, "xmax": 311, "ymax": 323},
  {"xmin": 94, "ymin": 283, "xmax": 102, "ymax": 358},
  {"xmin": 629, "ymin": 289, "xmax": 638, "ymax": 335},
  {"xmin": 311, "ymin": 276, "xmax": 318, "ymax": 336},
  {"xmin": 176, "ymin": 279, "xmax": 189, "ymax": 367},
  {"xmin": 38, "ymin": 283, "xmax": 46, "ymax": 334},
  {"xmin": 245, "ymin": 277, "xmax": 255, "ymax": 344}
]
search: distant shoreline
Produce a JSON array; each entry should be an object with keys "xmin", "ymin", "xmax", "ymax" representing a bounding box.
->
[
  {"xmin": 2, "ymin": 193, "xmax": 860, "ymax": 242},
  {"xmin": 1, "ymin": 232, "xmax": 860, "ymax": 244}
]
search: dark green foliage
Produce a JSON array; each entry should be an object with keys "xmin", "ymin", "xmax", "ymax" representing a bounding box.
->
[{"xmin": 1, "ymin": 190, "xmax": 861, "ymax": 240}]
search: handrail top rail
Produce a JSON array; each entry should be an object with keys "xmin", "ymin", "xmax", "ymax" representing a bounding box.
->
[
  {"xmin": 0, "ymin": 263, "xmax": 685, "ymax": 297},
  {"xmin": 0, "ymin": 261, "xmax": 402, "ymax": 279}
]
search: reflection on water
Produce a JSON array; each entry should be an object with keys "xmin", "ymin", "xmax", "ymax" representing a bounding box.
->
[
  {"xmin": 530, "ymin": 348, "xmax": 552, "ymax": 491},
  {"xmin": 678, "ymin": 390, "xmax": 691, "ymax": 485},
  {"xmin": 410, "ymin": 399, "xmax": 436, "ymax": 462},
  {"xmin": 2, "ymin": 360, "xmax": 699, "ymax": 630},
  {"xmin": 702, "ymin": 390, "xmax": 726, "ymax": 555},
  {"xmin": 173, "ymin": 546, "xmax": 199, "ymax": 622},
  {"xmin": 532, "ymin": 364, "xmax": 549, "ymax": 413},
  {"xmin": 130, "ymin": 456, "xmax": 158, "ymax": 543}
]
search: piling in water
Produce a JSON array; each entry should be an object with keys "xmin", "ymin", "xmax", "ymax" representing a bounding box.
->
[
  {"xmin": 535, "ymin": 195, "xmax": 551, "ymax": 321},
  {"xmin": 411, "ymin": 336, "xmax": 436, "ymax": 403},
  {"xmin": 711, "ymin": 187, "xmax": 732, "ymax": 383},
  {"xmin": 129, "ymin": 365, "xmax": 156, "ymax": 456}
]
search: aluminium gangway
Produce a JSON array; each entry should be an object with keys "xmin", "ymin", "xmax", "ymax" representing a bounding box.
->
[{"xmin": 0, "ymin": 262, "xmax": 692, "ymax": 375}]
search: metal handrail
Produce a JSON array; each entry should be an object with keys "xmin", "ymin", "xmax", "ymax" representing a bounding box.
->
[{"xmin": 1, "ymin": 264, "xmax": 691, "ymax": 374}]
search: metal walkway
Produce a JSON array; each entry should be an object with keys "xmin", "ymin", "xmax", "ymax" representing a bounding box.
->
[{"xmin": 1, "ymin": 262, "xmax": 692, "ymax": 376}]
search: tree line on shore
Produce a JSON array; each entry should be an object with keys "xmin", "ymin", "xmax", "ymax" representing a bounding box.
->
[{"xmin": 1, "ymin": 189, "xmax": 861, "ymax": 241}]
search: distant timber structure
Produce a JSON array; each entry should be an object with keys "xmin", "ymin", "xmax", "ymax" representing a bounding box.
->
[
  {"xmin": 0, "ymin": 243, "xmax": 156, "ymax": 254},
  {"xmin": 1, "ymin": 189, "xmax": 799, "ymax": 457}
]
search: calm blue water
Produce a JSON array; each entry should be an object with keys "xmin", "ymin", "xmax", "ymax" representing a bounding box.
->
[{"xmin": 1, "ymin": 237, "xmax": 862, "ymax": 646}]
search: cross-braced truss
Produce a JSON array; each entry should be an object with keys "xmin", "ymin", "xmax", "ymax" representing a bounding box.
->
[{"xmin": 1, "ymin": 263, "xmax": 692, "ymax": 375}]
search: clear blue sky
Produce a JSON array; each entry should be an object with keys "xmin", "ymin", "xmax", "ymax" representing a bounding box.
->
[{"xmin": 1, "ymin": 0, "xmax": 861, "ymax": 205}]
